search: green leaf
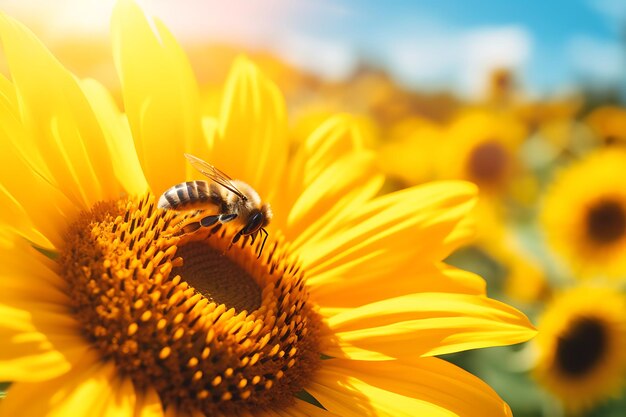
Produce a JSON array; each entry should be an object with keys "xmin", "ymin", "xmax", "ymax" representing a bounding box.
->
[
  {"xmin": 295, "ymin": 388, "xmax": 326, "ymax": 410},
  {"xmin": 32, "ymin": 244, "xmax": 59, "ymax": 260},
  {"xmin": 0, "ymin": 381, "xmax": 11, "ymax": 399}
]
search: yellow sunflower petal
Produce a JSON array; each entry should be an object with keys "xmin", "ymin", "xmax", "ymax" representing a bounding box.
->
[
  {"xmin": 0, "ymin": 302, "xmax": 84, "ymax": 339},
  {"xmin": 0, "ymin": 228, "xmax": 12, "ymax": 249},
  {"xmin": 0, "ymin": 355, "xmax": 128, "ymax": 416},
  {"xmin": 0, "ymin": 297, "xmax": 89, "ymax": 382},
  {"xmin": 163, "ymin": 406, "xmax": 182, "ymax": 417},
  {"xmin": 273, "ymin": 115, "xmax": 382, "ymax": 236},
  {"xmin": 325, "ymin": 293, "xmax": 535, "ymax": 359},
  {"xmin": 0, "ymin": 239, "xmax": 89, "ymax": 382},
  {"xmin": 164, "ymin": 406, "xmax": 207, "ymax": 417},
  {"xmin": 112, "ymin": 0, "xmax": 204, "ymax": 195},
  {"xmin": 1, "ymin": 275, "xmax": 69, "ymax": 312},
  {"xmin": 211, "ymin": 56, "xmax": 288, "ymax": 201},
  {"xmin": 311, "ymin": 262, "xmax": 485, "ymax": 310},
  {"xmin": 284, "ymin": 400, "xmax": 344, "ymax": 417},
  {"xmin": 104, "ymin": 375, "xmax": 138, "ymax": 417},
  {"xmin": 286, "ymin": 152, "xmax": 384, "ymax": 246},
  {"xmin": 0, "ymin": 239, "xmax": 75, "ymax": 311},
  {"xmin": 81, "ymin": 79, "xmax": 148, "ymax": 196},
  {"xmin": 299, "ymin": 181, "xmax": 477, "ymax": 283},
  {"xmin": 0, "ymin": 305, "xmax": 74, "ymax": 382},
  {"xmin": 308, "ymin": 357, "xmax": 512, "ymax": 417},
  {"xmin": 254, "ymin": 401, "xmax": 338, "ymax": 417},
  {"xmin": 0, "ymin": 70, "xmax": 15, "ymax": 104},
  {"xmin": 134, "ymin": 385, "xmax": 164, "ymax": 417},
  {"xmin": 0, "ymin": 185, "xmax": 54, "ymax": 249},
  {"xmin": 0, "ymin": 237, "xmax": 66, "ymax": 299},
  {"xmin": 0, "ymin": 12, "xmax": 120, "ymax": 208},
  {"xmin": 295, "ymin": 114, "xmax": 365, "ymax": 187},
  {"xmin": 0, "ymin": 83, "xmax": 76, "ymax": 248},
  {"xmin": 438, "ymin": 263, "xmax": 487, "ymax": 294},
  {"xmin": 310, "ymin": 367, "xmax": 454, "ymax": 417}
]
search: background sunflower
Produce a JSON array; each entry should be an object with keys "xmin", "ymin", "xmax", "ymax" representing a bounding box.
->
[
  {"xmin": 541, "ymin": 149, "xmax": 626, "ymax": 279},
  {"xmin": 533, "ymin": 286, "xmax": 626, "ymax": 412}
]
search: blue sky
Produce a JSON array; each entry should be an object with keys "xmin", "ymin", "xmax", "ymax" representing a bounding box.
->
[
  {"xmin": 285, "ymin": 0, "xmax": 626, "ymax": 96},
  {"xmin": 2, "ymin": 0, "xmax": 624, "ymax": 97}
]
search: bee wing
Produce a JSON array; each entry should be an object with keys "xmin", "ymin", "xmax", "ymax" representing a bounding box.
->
[{"xmin": 184, "ymin": 153, "xmax": 247, "ymax": 200}]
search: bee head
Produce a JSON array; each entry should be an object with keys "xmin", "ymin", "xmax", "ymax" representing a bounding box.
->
[
  {"xmin": 237, "ymin": 204, "xmax": 272, "ymax": 258},
  {"xmin": 241, "ymin": 206, "xmax": 267, "ymax": 235}
]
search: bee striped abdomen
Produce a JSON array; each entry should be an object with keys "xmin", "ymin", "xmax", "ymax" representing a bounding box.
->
[{"xmin": 158, "ymin": 181, "xmax": 214, "ymax": 210}]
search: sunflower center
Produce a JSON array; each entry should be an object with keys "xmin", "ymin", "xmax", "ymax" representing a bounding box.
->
[
  {"xmin": 586, "ymin": 200, "xmax": 626, "ymax": 244},
  {"xmin": 555, "ymin": 317, "xmax": 607, "ymax": 377},
  {"xmin": 604, "ymin": 135, "xmax": 619, "ymax": 146},
  {"xmin": 58, "ymin": 195, "xmax": 321, "ymax": 415},
  {"xmin": 173, "ymin": 242, "xmax": 262, "ymax": 312},
  {"xmin": 467, "ymin": 140, "xmax": 509, "ymax": 184}
]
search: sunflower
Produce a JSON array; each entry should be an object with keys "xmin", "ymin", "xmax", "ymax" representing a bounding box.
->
[
  {"xmin": 437, "ymin": 109, "xmax": 528, "ymax": 195},
  {"xmin": 433, "ymin": 110, "xmax": 536, "ymax": 265},
  {"xmin": 541, "ymin": 149, "xmax": 626, "ymax": 278},
  {"xmin": 496, "ymin": 242, "xmax": 549, "ymax": 305},
  {"xmin": 586, "ymin": 105, "xmax": 626, "ymax": 147},
  {"xmin": 377, "ymin": 117, "xmax": 442, "ymax": 187},
  {"xmin": 0, "ymin": 2, "xmax": 536, "ymax": 416},
  {"xmin": 483, "ymin": 67, "xmax": 517, "ymax": 107},
  {"xmin": 532, "ymin": 286, "xmax": 626, "ymax": 411}
]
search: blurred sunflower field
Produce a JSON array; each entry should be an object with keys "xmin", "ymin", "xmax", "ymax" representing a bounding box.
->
[{"xmin": 1, "ymin": 1, "xmax": 626, "ymax": 416}]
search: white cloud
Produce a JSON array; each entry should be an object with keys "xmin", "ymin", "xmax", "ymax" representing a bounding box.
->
[
  {"xmin": 147, "ymin": 0, "xmax": 301, "ymax": 44},
  {"xmin": 274, "ymin": 35, "xmax": 356, "ymax": 81},
  {"xmin": 567, "ymin": 35, "xmax": 624, "ymax": 83},
  {"xmin": 147, "ymin": 0, "xmax": 358, "ymax": 79},
  {"xmin": 384, "ymin": 25, "xmax": 532, "ymax": 97},
  {"xmin": 385, "ymin": 35, "xmax": 456, "ymax": 84}
]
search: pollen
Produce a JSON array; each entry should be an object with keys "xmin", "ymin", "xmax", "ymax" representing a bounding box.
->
[{"xmin": 58, "ymin": 195, "xmax": 321, "ymax": 415}]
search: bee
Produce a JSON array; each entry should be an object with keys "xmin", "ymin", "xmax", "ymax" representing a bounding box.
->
[{"xmin": 158, "ymin": 154, "xmax": 272, "ymax": 257}]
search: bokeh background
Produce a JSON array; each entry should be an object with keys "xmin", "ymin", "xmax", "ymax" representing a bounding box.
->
[
  {"xmin": 3, "ymin": 0, "xmax": 625, "ymax": 97},
  {"xmin": 3, "ymin": 1, "xmax": 626, "ymax": 416}
]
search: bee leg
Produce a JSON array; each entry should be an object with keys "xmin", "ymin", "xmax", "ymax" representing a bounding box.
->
[
  {"xmin": 231, "ymin": 230, "xmax": 243, "ymax": 244},
  {"xmin": 257, "ymin": 228, "xmax": 268, "ymax": 259},
  {"xmin": 199, "ymin": 213, "xmax": 238, "ymax": 227},
  {"xmin": 228, "ymin": 229, "xmax": 244, "ymax": 250},
  {"xmin": 169, "ymin": 220, "xmax": 202, "ymax": 237},
  {"xmin": 219, "ymin": 213, "xmax": 238, "ymax": 223},
  {"xmin": 199, "ymin": 215, "xmax": 220, "ymax": 227}
]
